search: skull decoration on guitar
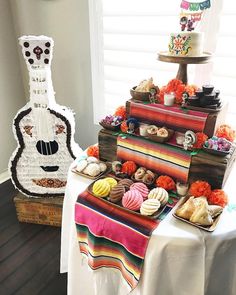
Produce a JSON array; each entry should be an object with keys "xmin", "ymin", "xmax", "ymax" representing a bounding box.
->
[{"xmin": 9, "ymin": 35, "xmax": 81, "ymax": 197}]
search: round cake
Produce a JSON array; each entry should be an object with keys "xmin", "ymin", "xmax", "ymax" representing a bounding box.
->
[{"xmin": 168, "ymin": 32, "xmax": 204, "ymax": 57}]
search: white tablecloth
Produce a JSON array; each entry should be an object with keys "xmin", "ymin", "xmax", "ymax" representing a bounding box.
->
[{"xmin": 60, "ymin": 162, "xmax": 236, "ymax": 295}]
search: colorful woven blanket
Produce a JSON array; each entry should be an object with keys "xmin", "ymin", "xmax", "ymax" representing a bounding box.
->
[
  {"xmin": 117, "ymin": 135, "xmax": 192, "ymax": 183},
  {"xmin": 129, "ymin": 102, "xmax": 208, "ymax": 133},
  {"xmin": 74, "ymin": 190, "xmax": 177, "ymax": 291}
]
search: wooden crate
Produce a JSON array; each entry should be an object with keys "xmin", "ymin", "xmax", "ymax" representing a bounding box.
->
[
  {"xmin": 98, "ymin": 129, "xmax": 236, "ymax": 189},
  {"xmin": 14, "ymin": 193, "xmax": 63, "ymax": 227}
]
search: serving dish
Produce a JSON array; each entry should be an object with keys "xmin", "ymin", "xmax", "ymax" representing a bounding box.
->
[
  {"xmin": 71, "ymin": 162, "xmax": 109, "ymax": 180},
  {"xmin": 99, "ymin": 121, "xmax": 121, "ymax": 131},
  {"xmin": 147, "ymin": 128, "xmax": 174, "ymax": 143},
  {"xmin": 203, "ymin": 146, "xmax": 230, "ymax": 157}
]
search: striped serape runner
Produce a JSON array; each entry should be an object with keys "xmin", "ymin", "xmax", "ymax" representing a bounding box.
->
[
  {"xmin": 117, "ymin": 135, "xmax": 192, "ymax": 183},
  {"xmin": 129, "ymin": 102, "xmax": 208, "ymax": 132},
  {"xmin": 74, "ymin": 190, "xmax": 178, "ymax": 291}
]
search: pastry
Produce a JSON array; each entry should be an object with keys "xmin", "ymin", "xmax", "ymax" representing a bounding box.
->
[
  {"xmin": 134, "ymin": 167, "xmax": 146, "ymax": 181},
  {"xmin": 109, "ymin": 184, "xmax": 125, "ymax": 203},
  {"xmin": 92, "ymin": 179, "xmax": 110, "ymax": 197},
  {"xmin": 83, "ymin": 163, "xmax": 101, "ymax": 177},
  {"xmin": 135, "ymin": 77, "xmax": 154, "ymax": 92},
  {"xmin": 118, "ymin": 179, "xmax": 134, "ymax": 191},
  {"xmin": 148, "ymin": 187, "xmax": 169, "ymax": 206},
  {"xmin": 142, "ymin": 170, "xmax": 155, "ymax": 185},
  {"xmin": 190, "ymin": 201, "xmax": 213, "ymax": 226},
  {"xmin": 104, "ymin": 177, "xmax": 117, "ymax": 189},
  {"xmin": 156, "ymin": 127, "xmax": 168, "ymax": 138},
  {"xmin": 175, "ymin": 196, "xmax": 196, "ymax": 220},
  {"xmin": 99, "ymin": 162, "xmax": 107, "ymax": 172},
  {"xmin": 140, "ymin": 199, "xmax": 161, "ymax": 216},
  {"xmin": 147, "ymin": 125, "xmax": 158, "ymax": 135},
  {"xmin": 87, "ymin": 156, "xmax": 99, "ymax": 163},
  {"xmin": 130, "ymin": 182, "xmax": 149, "ymax": 200},
  {"xmin": 122, "ymin": 190, "xmax": 143, "ymax": 211},
  {"xmin": 208, "ymin": 205, "xmax": 223, "ymax": 218},
  {"xmin": 75, "ymin": 159, "xmax": 88, "ymax": 172}
]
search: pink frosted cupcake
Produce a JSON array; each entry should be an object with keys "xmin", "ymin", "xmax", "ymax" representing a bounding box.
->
[
  {"xmin": 130, "ymin": 182, "xmax": 149, "ymax": 200},
  {"xmin": 122, "ymin": 189, "xmax": 143, "ymax": 211}
]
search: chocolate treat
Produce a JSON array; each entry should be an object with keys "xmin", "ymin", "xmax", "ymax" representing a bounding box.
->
[
  {"xmin": 118, "ymin": 178, "xmax": 134, "ymax": 191},
  {"xmin": 202, "ymin": 85, "xmax": 214, "ymax": 94},
  {"xmin": 109, "ymin": 184, "xmax": 125, "ymax": 203}
]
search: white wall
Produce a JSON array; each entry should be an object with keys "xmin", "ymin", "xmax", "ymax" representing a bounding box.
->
[
  {"xmin": 0, "ymin": 0, "xmax": 100, "ymax": 177},
  {"xmin": 0, "ymin": 0, "xmax": 26, "ymax": 180}
]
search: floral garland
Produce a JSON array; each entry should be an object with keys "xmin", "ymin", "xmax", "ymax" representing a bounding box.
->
[{"xmin": 159, "ymin": 79, "xmax": 197, "ymax": 105}]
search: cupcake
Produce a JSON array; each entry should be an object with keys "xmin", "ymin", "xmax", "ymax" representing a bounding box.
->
[
  {"xmin": 104, "ymin": 177, "xmax": 117, "ymax": 189},
  {"xmin": 109, "ymin": 184, "xmax": 125, "ymax": 203},
  {"xmin": 148, "ymin": 187, "xmax": 169, "ymax": 206},
  {"xmin": 92, "ymin": 179, "xmax": 110, "ymax": 197},
  {"xmin": 130, "ymin": 182, "xmax": 149, "ymax": 200},
  {"xmin": 118, "ymin": 179, "xmax": 134, "ymax": 191},
  {"xmin": 140, "ymin": 199, "xmax": 161, "ymax": 216},
  {"xmin": 122, "ymin": 190, "xmax": 143, "ymax": 211}
]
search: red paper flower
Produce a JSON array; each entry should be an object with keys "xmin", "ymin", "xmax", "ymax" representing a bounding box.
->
[
  {"xmin": 189, "ymin": 180, "xmax": 212, "ymax": 198},
  {"xmin": 215, "ymin": 124, "xmax": 236, "ymax": 142},
  {"xmin": 193, "ymin": 132, "xmax": 208, "ymax": 149},
  {"xmin": 156, "ymin": 175, "xmax": 176, "ymax": 191},
  {"xmin": 114, "ymin": 106, "xmax": 127, "ymax": 120},
  {"xmin": 87, "ymin": 145, "xmax": 99, "ymax": 159},
  {"xmin": 120, "ymin": 121, "xmax": 128, "ymax": 133},
  {"xmin": 208, "ymin": 189, "xmax": 228, "ymax": 208},
  {"xmin": 121, "ymin": 161, "xmax": 137, "ymax": 176},
  {"xmin": 159, "ymin": 79, "xmax": 198, "ymax": 105}
]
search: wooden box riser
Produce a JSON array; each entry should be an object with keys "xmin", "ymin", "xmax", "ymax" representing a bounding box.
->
[
  {"xmin": 98, "ymin": 129, "xmax": 236, "ymax": 189},
  {"xmin": 14, "ymin": 193, "xmax": 63, "ymax": 227}
]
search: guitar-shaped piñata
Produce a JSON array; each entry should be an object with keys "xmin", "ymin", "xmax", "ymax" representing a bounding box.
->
[{"xmin": 9, "ymin": 35, "xmax": 81, "ymax": 197}]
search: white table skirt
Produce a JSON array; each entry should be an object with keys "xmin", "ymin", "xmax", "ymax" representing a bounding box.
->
[{"xmin": 60, "ymin": 162, "xmax": 236, "ymax": 295}]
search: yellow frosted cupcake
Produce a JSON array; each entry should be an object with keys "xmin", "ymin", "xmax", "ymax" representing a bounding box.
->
[
  {"xmin": 92, "ymin": 179, "xmax": 110, "ymax": 197},
  {"xmin": 103, "ymin": 177, "xmax": 118, "ymax": 189}
]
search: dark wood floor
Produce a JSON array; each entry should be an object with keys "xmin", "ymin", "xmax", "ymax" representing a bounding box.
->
[{"xmin": 0, "ymin": 180, "xmax": 67, "ymax": 295}]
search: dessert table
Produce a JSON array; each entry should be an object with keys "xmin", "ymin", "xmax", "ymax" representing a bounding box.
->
[{"xmin": 60, "ymin": 160, "xmax": 236, "ymax": 295}]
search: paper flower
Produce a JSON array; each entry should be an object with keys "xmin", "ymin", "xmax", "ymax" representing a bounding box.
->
[
  {"xmin": 208, "ymin": 189, "xmax": 228, "ymax": 208},
  {"xmin": 114, "ymin": 106, "xmax": 127, "ymax": 120},
  {"xmin": 87, "ymin": 145, "xmax": 99, "ymax": 159},
  {"xmin": 189, "ymin": 180, "xmax": 211, "ymax": 197},
  {"xmin": 156, "ymin": 175, "xmax": 176, "ymax": 191},
  {"xmin": 192, "ymin": 132, "xmax": 208, "ymax": 149},
  {"xmin": 159, "ymin": 79, "xmax": 197, "ymax": 105},
  {"xmin": 121, "ymin": 161, "xmax": 137, "ymax": 176},
  {"xmin": 215, "ymin": 124, "xmax": 236, "ymax": 142}
]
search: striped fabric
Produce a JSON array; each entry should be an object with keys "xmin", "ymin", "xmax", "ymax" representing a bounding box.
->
[
  {"xmin": 75, "ymin": 190, "xmax": 177, "ymax": 291},
  {"xmin": 129, "ymin": 102, "xmax": 209, "ymax": 133},
  {"xmin": 117, "ymin": 135, "xmax": 192, "ymax": 183}
]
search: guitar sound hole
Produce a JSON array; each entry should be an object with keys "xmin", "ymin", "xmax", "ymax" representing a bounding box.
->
[{"xmin": 36, "ymin": 140, "xmax": 58, "ymax": 155}]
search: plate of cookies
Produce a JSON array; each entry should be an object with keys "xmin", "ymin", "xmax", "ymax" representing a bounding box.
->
[
  {"xmin": 87, "ymin": 176, "xmax": 169, "ymax": 219},
  {"xmin": 146, "ymin": 125, "xmax": 174, "ymax": 143},
  {"xmin": 173, "ymin": 195, "xmax": 223, "ymax": 232}
]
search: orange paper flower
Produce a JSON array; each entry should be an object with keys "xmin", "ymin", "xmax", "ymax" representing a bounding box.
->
[
  {"xmin": 156, "ymin": 175, "xmax": 176, "ymax": 191},
  {"xmin": 120, "ymin": 121, "xmax": 128, "ymax": 133},
  {"xmin": 189, "ymin": 180, "xmax": 212, "ymax": 198},
  {"xmin": 215, "ymin": 124, "xmax": 236, "ymax": 142},
  {"xmin": 193, "ymin": 132, "xmax": 208, "ymax": 149},
  {"xmin": 208, "ymin": 189, "xmax": 228, "ymax": 208},
  {"xmin": 87, "ymin": 145, "xmax": 99, "ymax": 159},
  {"xmin": 121, "ymin": 161, "xmax": 137, "ymax": 176},
  {"xmin": 114, "ymin": 106, "xmax": 127, "ymax": 120}
]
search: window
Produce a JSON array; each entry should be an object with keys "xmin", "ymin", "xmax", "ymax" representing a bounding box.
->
[{"xmin": 89, "ymin": 0, "xmax": 236, "ymax": 128}]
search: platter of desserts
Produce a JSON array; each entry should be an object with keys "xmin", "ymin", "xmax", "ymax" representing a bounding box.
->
[
  {"xmin": 173, "ymin": 195, "xmax": 223, "ymax": 232},
  {"xmin": 72, "ymin": 156, "xmax": 109, "ymax": 180},
  {"xmin": 146, "ymin": 125, "xmax": 174, "ymax": 143},
  {"xmin": 87, "ymin": 176, "xmax": 169, "ymax": 219}
]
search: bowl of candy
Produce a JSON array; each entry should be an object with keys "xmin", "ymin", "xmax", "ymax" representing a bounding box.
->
[
  {"xmin": 99, "ymin": 115, "xmax": 123, "ymax": 131},
  {"xmin": 203, "ymin": 136, "xmax": 232, "ymax": 156}
]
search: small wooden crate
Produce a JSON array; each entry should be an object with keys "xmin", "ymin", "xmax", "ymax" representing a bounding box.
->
[{"xmin": 13, "ymin": 193, "xmax": 63, "ymax": 227}]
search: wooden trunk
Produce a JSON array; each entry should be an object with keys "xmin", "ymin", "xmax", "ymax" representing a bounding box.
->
[
  {"xmin": 98, "ymin": 129, "xmax": 236, "ymax": 189},
  {"xmin": 126, "ymin": 100, "xmax": 228, "ymax": 137},
  {"xmin": 14, "ymin": 193, "xmax": 63, "ymax": 227}
]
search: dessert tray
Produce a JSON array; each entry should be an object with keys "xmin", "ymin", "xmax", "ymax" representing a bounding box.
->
[
  {"xmin": 172, "ymin": 196, "xmax": 223, "ymax": 232},
  {"xmin": 146, "ymin": 129, "xmax": 174, "ymax": 143},
  {"xmin": 71, "ymin": 162, "xmax": 109, "ymax": 180},
  {"xmin": 87, "ymin": 179, "xmax": 166, "ymax": 219}
]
